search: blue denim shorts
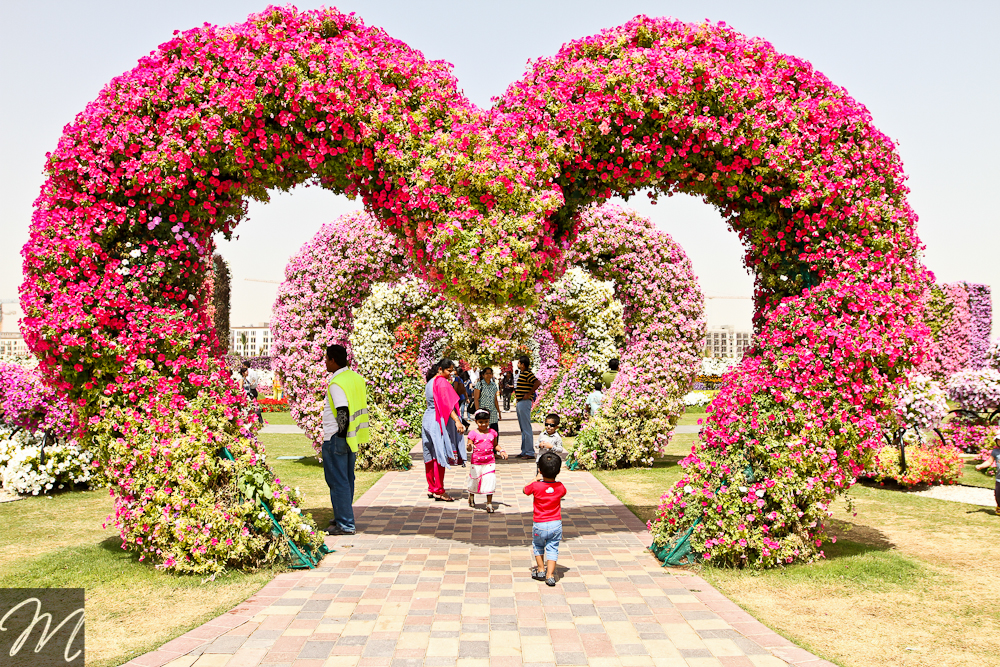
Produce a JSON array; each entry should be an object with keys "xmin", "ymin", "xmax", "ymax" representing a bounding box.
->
[{"xmin": 532, "ymin": 520, "xmax": 562, "ymax": 560}]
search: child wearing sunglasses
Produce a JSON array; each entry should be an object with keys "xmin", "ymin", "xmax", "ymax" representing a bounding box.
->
[{"xmin": 537, "ymin": 413, "xmax": 566, "ymax": 460}]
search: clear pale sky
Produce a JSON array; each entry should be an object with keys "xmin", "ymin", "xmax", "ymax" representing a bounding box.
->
[{"xmin": 2, "ymin": 1, "xmax": 996, "ymax": 333}]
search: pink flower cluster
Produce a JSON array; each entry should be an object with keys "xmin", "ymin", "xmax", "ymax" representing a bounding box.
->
[
  {"xmin": 22, "ymin": 7, "xmax": 929, "ymax": 569},
  {"xmin": 271, "ymin": 211, "xmax": 409, "ymax": 446},
  {"xmin": 0, "ymin": 362, "xmax": 77, "ymax": 437},
  {"xmin": 966, "ymin": 283, "xmax": 992, "ymax": 370},
  {"xmin": 918, "ymin": 282, "xmax": 992, "ymax": 379},
  {"xmin": 562, "ymin": 206, "xmax": 704, "ymax": 467}
]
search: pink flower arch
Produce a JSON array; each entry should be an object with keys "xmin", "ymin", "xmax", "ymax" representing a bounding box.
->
[{"xmin": 22, "ymin": 7, "xmax": 928, "ymax": 570}]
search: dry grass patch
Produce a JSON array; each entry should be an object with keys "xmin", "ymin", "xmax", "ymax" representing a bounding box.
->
[
  {"xmin": 593, "ymin": 413, "xmax": 1000, "ymax": 667},
  {"xmin": 704, "ymin": 488, "xmax": 1000, "ymax": 667}
]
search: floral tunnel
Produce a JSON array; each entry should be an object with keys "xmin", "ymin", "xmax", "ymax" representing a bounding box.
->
[
  {"xmin": 272, "ymin": 203, "xmax": 704, "ymax": 474},
  {"xmin": 22, "ymin": 6, "xmax": 928, "ymax": 572}
]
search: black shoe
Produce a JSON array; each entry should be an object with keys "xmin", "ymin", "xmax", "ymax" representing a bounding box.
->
[
  {"xmin": 545, "ymin": 576, "xmax": 556, "ymax": 587},
  {"xmin": 531, "ymin": 567, "xmax": 546, "ymax": 581},
  {"xmin": 326, "ymin": 525, "xmax": 356, "ymax": 536}
]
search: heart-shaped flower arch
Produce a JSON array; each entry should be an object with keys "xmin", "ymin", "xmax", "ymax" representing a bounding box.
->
[
  {"xmin": 22, "ymin": 6, "xmax": 928, "ymax": 571},
  {"xmin": 272, "ymin": 203, "xmax": 703, "ymax": 471}
]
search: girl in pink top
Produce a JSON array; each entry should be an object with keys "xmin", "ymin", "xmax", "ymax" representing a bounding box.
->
[{"xmin": 466, "ymin": 409, "xmax": 508, "ymax": 512}]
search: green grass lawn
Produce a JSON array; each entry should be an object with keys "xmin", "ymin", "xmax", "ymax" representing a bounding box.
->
[
  {"xmin": 0, "ymin": 413, "xmax": 383, "ymax": 667},
  {"xmin": 593, "ymin": 409, "xmax": 1000, "ymax": 667},
  {"xmin": 263, "ymin": 410, "xmax": 296, "ymax": 426},
  {"xmin": 958, "ymin": 459, "xmax": 996, "ymax": 489}
]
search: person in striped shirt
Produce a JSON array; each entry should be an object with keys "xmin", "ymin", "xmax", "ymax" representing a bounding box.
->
[{"xmin": 513, "ymin": 355, "xmax": 541, "ymax": 459}]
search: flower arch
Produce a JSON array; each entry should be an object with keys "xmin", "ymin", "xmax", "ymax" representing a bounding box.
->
[
  {"xmin": 274, "ymin": 205, "xmax": 701, "ymax": 469},
  {"xmin": 538, "ymin": 205, "xmax": 705, "ymax": 468},
  {"xmin": 23, "ymin": 6, "xmax": 927, "ymax": 570}
]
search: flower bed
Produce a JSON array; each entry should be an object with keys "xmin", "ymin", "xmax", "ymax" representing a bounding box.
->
[
  {"xmin": 258, "ymin": 397, "xmax": 289, "ymax": 412},
  {"xmin": 0, "ymin": 428, "xmax": 99, "ymax": 495},
  {"xmin": 865, "ymin": 443, "xmax": 963, "ymax": 488},
  {"xmin": 0, "ymin": 361, "xmax": 99, "ymax": 496},
  {"xmin": 944, "ymin": 418, "xmax": 995, "ymax": 454}
]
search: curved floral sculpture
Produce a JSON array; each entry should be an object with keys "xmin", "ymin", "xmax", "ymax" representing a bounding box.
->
[
  {"xmin": 273, "ymin": 205, "xmax": 697, "ymax": 468},
  {"xmin": 272, "ymin": 211, "xmax": 409, "ymax": 444},
  {"xmin": 23, "ymin": 6, "xmax": 927, "ymax": 570}
]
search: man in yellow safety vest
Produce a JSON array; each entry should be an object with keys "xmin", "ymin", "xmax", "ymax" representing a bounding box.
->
[{"xmin": 322, "ymin": 344, "xmax": 370, "ymax": 536}]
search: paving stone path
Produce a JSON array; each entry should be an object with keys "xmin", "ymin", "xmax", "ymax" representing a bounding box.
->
[{"xmin": 129, "ymin": 417, "xmax": 832, "ymax": 667}]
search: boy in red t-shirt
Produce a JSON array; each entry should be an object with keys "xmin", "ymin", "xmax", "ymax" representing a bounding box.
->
[{"xmin": 523, "ymin": 451, "xmax": 567, "ymax": 586}]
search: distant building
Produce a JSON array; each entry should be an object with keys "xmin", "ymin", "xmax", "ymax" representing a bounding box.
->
[
  {"xmin": 706, "ymin": 325, "xmax": 753, "ymax": 359},
  {"xmin": 231, "ymin": 323, "xmax": 272, "ymax": 356},
  {"xmin": 0, "ymin": 332, "xmax": 27, "ymax": 357}
]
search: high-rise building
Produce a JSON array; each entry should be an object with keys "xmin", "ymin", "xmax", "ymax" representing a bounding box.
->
[
  {"xmin": 706, "ymin": 325, "xmax": 753, "ymax": 359},
  {"xmin": 0, "ymin": 332, "xmax": 27, "ymax": 357},
  {"xmin": 230, "ymin": 323, "xmax": 272, "ymax": 356}
]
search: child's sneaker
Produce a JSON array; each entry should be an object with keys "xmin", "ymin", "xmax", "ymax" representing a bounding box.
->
[
  {"xmin": 545, "ymin": 576, "xmax": 556, "ymax": 587},
  {"xmin": 531, "ymin": 567, "xmax": 545, "ymax": 581}
]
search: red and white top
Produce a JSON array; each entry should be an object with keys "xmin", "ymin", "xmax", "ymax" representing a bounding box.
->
[
  {"xmin": 467, "ymin": 428, "xmax": 498, "ymax": 465},
  {"xmin": 523, "ymin": 481, "xmax": 567, "ymax": 522}
]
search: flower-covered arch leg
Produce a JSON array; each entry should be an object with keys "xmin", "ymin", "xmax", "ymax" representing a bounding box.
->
[{"xmin": 490, "ymin": 19, "xmax": 929, "ymax": 565}]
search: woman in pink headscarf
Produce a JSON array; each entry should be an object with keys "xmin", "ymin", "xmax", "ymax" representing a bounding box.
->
[{"xmin": 421, "ymin": 358, "xmax": 467, "ymax": 501}]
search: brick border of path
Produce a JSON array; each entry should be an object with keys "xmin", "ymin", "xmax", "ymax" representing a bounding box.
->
[{"xmin": 122, "ymin": 470, "xmax": 835, "ymax": 667}]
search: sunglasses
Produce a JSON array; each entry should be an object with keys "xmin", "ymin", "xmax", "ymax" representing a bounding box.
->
[{"xmin": 544, "ymin": 423, "xmax": 558, "ymax": 428}]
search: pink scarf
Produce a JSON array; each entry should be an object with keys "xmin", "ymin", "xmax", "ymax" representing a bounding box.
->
[{"xmin": 433, "ymin": 375, "xmax": 459, "ymax": 433}]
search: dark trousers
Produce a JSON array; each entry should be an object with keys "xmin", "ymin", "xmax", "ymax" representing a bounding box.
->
[
  {"xmin": 502, "ymin": 392, "xmax": 512, "ymax": 411},
  {"xmin": 322, "ymin": 435, "xmax": 357, "ymax": 531}
]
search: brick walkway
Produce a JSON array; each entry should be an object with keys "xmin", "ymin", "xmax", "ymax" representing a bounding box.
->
[{"xmin": 128, "ymin": 419, "xmax": 832, "ymax": 667}]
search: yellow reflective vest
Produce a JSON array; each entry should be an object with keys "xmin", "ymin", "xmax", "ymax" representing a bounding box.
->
[{"xmin": 328, "ymin": 369, "xmax": 370, "ymax": 451}]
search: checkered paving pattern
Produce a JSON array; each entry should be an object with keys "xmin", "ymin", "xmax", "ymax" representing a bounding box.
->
[{"xmin": 130, "ymin": 419, "xmax": 833, "ymax": 667}]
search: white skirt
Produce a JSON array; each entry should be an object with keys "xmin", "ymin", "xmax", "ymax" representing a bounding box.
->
[{"xmin": 467, "ymin": 462, "xmax": 497, "ymax": 494}]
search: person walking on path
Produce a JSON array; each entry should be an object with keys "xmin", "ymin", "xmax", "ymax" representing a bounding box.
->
[
  {"xmin": 421, "ymin": 359, "xmax": 467, "ymax": 502},
  {"xmin": 525, "ymin": 451, "xmax": 567, "ymax": 586},
  {"xmin": 454, "ymin": 369, "xmax": 471, "ymax": 424},
  {"xmin": 466, "ymin": 409, "xmax": 507, "ymax": 512},
  {"xmin": 514, "ymin": 355, "xmax": 541, "ymax": 459},
  {"xmin": 975, "ymin": 442, "xmax": 1000, "ymax": 515},
  {"xmin": 321, "ymin": 344, "xmax": 370, "ymax": 536},
  {"xmin": 239, "ymin": 363, "xmax": 263, "ymax": 423},
  {"xmin": 501, "ymin": 368, "xmax": 515, "ymax": 412},
  {"xmin": 473, "ymin": 367, "xmax": 501, "ymax": 433},
  {"xmin": 585, "ymin": 379, "xmax": 604, "ymax": 416},
  {"xmin": 602, "ymin": 357, "xmax": 619, "ymax": 389}
]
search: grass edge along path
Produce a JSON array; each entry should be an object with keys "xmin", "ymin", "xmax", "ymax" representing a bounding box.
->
[
  {"xmin": 592, "ymin": 438, "xmax": 1000, "ymax": 667},
  {"xmin": 0, "ymin": 414, "xmax": 384, "ymax": 667}
]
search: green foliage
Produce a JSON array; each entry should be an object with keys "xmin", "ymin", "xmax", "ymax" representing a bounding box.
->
[
  {"xmin": 925, "ymin": 284, "xmax": 953, "ymax": 337},
  {"xmin": 212, "ymin": 254, "xmax": 231, "ymax": 354},
  {"xmin": 356, "ymin": 403, "xmax": 413, "ymax": 471},
  {"xmin": 236, "ymin": 464, "xmax": 273, "ymax": 506}
]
